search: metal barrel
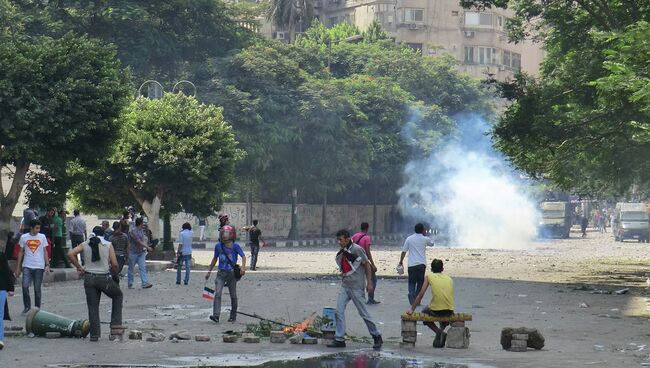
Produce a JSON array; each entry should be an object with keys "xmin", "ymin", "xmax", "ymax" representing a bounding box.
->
[{"xmin": 25, "ymin": 308, "xmax": 90, "ymax": 338}]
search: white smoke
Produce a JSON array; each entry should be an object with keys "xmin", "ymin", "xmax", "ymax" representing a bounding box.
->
[{"xmin": 397, "ymin": 113, "xmax": 538, "ymax": 249}]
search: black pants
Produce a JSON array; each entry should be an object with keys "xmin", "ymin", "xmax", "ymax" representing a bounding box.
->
[
  {"xmin": 84, "ymin": 273, "xmax": 123, "ymax": 339},
  {"xmin": 51, "ymin": 236, "xmax": 70, "ymax": 268},
  {"xmin": 408, "ymin": 264, "xmax": 426, "ymax": 305},
  {"xmin": 250, "ymin": 243, "xmax": 260, "ymax": 270}
]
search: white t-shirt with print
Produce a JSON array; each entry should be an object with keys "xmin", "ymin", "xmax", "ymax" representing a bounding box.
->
[{"xmin": 20, "ymin": 233, "xmax": 48, "ymax": 269}]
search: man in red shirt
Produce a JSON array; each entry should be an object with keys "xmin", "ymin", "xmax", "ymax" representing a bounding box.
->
[{"xmin": 352, "ymin": 222, "xmax": 379, "ymax": 304}]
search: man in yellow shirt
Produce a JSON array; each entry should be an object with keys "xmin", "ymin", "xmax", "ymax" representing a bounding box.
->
[{"xmin": 406, "ymin": 259, "xmax": 454, "ymax": 348}]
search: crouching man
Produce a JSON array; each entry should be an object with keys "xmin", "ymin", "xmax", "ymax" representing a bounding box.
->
[
  {"xmin": 68, "ymin": 226, "xmax": 123, "ymax": 342},
  {"xmin": 328, "ymin": 229, "xmax": 382, "ymax": 350},
  {"xmin": 406, "ymin": 259, "xmax": 454, "ymax": 348}
]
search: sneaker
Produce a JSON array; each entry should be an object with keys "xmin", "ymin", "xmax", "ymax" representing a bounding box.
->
[
  {"xmin": 21, "ymin": 308, "xmax": 30, "ymax": 315},
  {"xmin": 176, "ymin": 282, "xmax": 181, "ymax": 285},
  {"xmin": 372, "ymin": 335, "xmax": 383, "ymax": 350},
  {"xmin": 227, "ymin": 316, "xmax": 236, "ymax": 322},
  {"xmin": 327, "ymin": 340, "xmax": 346, "ymax": 348},
  {"xmin": 184, "ymin": 281, "xmax": 188, "ymax": 285},
  {"xmin": 89, "ymin": 336, "xmax": 99, "ymax": 342},
  {"xmin": 433, "ymin": 331, "xmax": 447, "ymax": 348},
  {"xmin": 366, "ymin": 300, "xmax": 381, "ymax": 305},
  {"xmin": 209, "ymin": 315, "xmax": 219, "ymax": 323},
  {"xmin": 142, "ymin": 283, "xmax": 153, "ymax": 289}
]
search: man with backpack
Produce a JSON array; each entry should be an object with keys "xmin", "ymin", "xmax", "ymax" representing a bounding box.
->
[{"xmin": 352, "ymin": 222, "xmax": 379, "ymax": 304}]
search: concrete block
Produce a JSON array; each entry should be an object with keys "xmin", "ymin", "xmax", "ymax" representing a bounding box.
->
[
  {"xmin": 401, "ymin": 331, "xmax": 418, "ymax": 338},
  {"xmin": 129, "ymin": 330, "xmax": 143, "ymax": 340},
  {"xmin": 509, "ymin": 339, "xmax": 528, "ymax": 352},
  {"xmin": 321, "ymin": 338, "xmax": 335, "ymax": 345},
  {"xmin": 270, "ymin": 331, "xmax": 286, "ymax": 343},
  {"xmin": 289, "ymin": 333, "xmax": 303, "ymax": 344},
  {"xmin": 222, "ymin": 334, "xmax": 238, "ymax": 343},
  {"xmin": 401, "ymin": 320, "xmax": 417, "ymax": 332},
  {"xmin": 195, "ymin": 335, "xmax": 211, "ymax": 342},
  {"xmin": 512, "ymin": 334, "xmax": 529, "ymax": 341},
  {"xmin": 302, "ymin": 336, "xmax": 318, "ymax": 344},
  {"xmin": 169, "ymin": 331, "xmax": 191, "ymax": 340},
  {"xmin": 445, "ymin": 326, "xmax": 470, "ymax": 349},
  {"xmin": 451, "ymin": 321, "xmax": 465, "ymax": 327},
  {"xmin": 402, "ymin": 336, "xmax": 417, "ymax": 343},
  {"xmin": 501, "ymin": 327, "xmax": 544, "ymax": 350},
  {"xmin": 243, "ymin": 333, "xmax": 260, "ymax": 343},
  {"xmin": 400, "ymin": 341, "xmax": 416, "ymax": 348}
]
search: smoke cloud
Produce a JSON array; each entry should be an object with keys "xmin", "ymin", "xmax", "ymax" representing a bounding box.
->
[{"xmin": 397, "ymin": 113, "xmax": 538, "ymax": 249}]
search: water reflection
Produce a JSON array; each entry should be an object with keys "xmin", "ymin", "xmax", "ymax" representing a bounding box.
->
[{"xmin": 263, "ymin": 352, "xmax": 469, "ymax": 368}]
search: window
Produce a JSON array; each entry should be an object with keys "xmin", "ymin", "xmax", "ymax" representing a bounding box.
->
[
  {"xmin": 405, "ymin": 8, "xmax": 424, "ymax": 22},
  {"xmin": 406, "ymin": 43, "xmax": 423, "ymax": 52},
  {"xmin": 503, "ymin": 50, "xmax": 511, "ymax": 67},
  {"xmin": 464, "ymin": 46, "xmax": 474, "ymax": 63},
  {"xmin": 478, "ymin": 47, "xmax": 498, "ymax": 64},
  {"xmin": 465, "ymin": 11, "xmax": 493, "ymax": 27},
  {"xmin": 512, "ymin": 53, "xmax": 521, "ymax": 70}
]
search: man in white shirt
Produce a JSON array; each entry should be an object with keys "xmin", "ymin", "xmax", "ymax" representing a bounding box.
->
[
  {"xmin": 398, "ymin": 223, "xmax": 433, "ymax": 305},
  {"xmin": 15, "ymin": 219, "xmax": 50, "ymax": 314}
]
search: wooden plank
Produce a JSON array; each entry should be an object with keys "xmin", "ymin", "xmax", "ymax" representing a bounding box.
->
[{"xmin": 401, "ymin": 312, "xmax": 472, "ymax": 322}]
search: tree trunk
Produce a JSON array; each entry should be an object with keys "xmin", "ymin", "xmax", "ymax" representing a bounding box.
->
[
  {"xmin": 321, "ymin": 190, "xmax": 328, "ymax": 238},
  {"xmin": 130, "ymin": 188, "xmax": 163, "ymax": 240},
  {"xmin": 288, "ymin": 187, "xmax": 298, "ymax": 240},
  {"xmin": 162, "ymin": 211, "xmax": 173, "ymax": 251},
  {"xmin": 0, "ymin": 161, "xmax": 30, "ymax": 241}
]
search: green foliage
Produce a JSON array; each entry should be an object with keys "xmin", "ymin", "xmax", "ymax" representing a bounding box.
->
[
  {"xmin": 463, "ymin": 0, "xmax": 650, "ymax": 196},
  {"xmin": 266, "ymin": 0, "xmax": 314, "ymax": 41},
  {"xmin": 71, "ymin": 93, "xmax": 243, "ymax": 216},
  {"xmin": 363, "ymin": 19, "xmax": 389, "ymax": 42},
  {"xmin": 12, "ymin": 0, "xmax": 254, "ymax": 81}
]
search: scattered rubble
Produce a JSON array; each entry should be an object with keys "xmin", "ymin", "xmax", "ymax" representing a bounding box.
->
[
  {"xmin": 501, "ymin": 327, "xmax": 544, "ymax": 350},
  {"xmin": 129, "ymin": 330, "xmax": 143, "ymax": 340}
]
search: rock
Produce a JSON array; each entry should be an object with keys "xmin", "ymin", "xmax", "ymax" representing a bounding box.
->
[
  {"xmin": 501, "ymin": 327, "xmax": 545, "ymax": 350},
  {"xmin": 509, "ymin": 339, "xmax": 528, "ymax": 352},
  {"xmin": 169, "ymin": 331, "xmax": 191, "ymax": 340},
  {"xmin": 270, "ymin": 331, "xmax": 286, "ymax": 343},
  {"xmin": 222, "ymin": 334, "xmax": 238, "ymax": 343},
  {"xmin": 243, "ymin": 333, "xmax": 260, "ymax": 343},
  {"xmin": 195, "ymin": 335, "xmax": 211, "ymax": 342},
  {"xmin": 46, "ymin": 332, "xmax": 61, "ymax": 339},
  {"xmin": 146, "ymin": 332, "xmax": 166, "ymax": 342},
  {"xmin": 445, "ymin": 326, "xmax": 470, "ymax": 349},
  {"xmin": 302, "ymin": 335, "xmax": 318, "ymax": 344},
  {"xmin": 129, "ymin": 330, "xmax": 143, "ymax": 340},
  {"xmin": 289, "ymin": 333, "xmax": 303, "ymax": 344},
  {"xmin": 579, "ymin": 302, "xmax": 589, "ymax": 308}
]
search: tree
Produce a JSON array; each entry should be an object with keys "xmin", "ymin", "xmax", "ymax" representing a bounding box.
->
[
  {"xmin": 71, "ymin": 93, "xmax": 243, "ymax": 238},
  {"xmin": 462, "ymin": 0, "xmax": 650, "ymax": 196},
  {"xmin": 267, "ymin": 0, "xmax": 314, "ymax": 42},
  {"xmin": 13, "ymin": 0, "xmax": 254, "ymax": 81},
  {"xmin": 0, "ymin": 34, "xmax": 130, "ymax": 238}
]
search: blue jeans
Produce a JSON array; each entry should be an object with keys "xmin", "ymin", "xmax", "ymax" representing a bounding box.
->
[
  {"xmin": 176, "ymin": 254, "xmax": 191, "ymax": 284},
  {"xmin": 408, "ymin": 264, "xmax": 426, "ymax": 305},
  {"xmin": 22, "ymin": 267, "xmax": 44, "ymax": 309},
  {"xmin": 0, "ymin": 290, "xmax": 6, "ymax": 341},
  {"xmin": 335, "ymin": 287, "xmax": 380, "ymax": 341},
  {"xmin": 367, "ymin": 271, "xmax": 378, "ymax": 302},
  {"xmin": 127, "ymin": 252, "xmax": 149, "ymax": 287}
]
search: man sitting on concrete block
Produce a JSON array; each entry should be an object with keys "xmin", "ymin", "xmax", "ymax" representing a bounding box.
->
[{"xmin": 405, "ymin": 259, "xmax": 454, "ymax": 348}]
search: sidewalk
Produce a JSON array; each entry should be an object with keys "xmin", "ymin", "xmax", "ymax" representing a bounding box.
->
[{"xmin": 191, "ymin": 233, "xmax": 406, "ymax": 250}]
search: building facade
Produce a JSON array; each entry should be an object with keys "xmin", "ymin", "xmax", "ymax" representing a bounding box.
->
[{"xmin": 262, "ymin": 0, "xmax": 544, "ymax": 81}]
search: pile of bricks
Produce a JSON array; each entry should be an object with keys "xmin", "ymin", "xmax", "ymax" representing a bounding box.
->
[{"xmin": 509, "ymin": 333, "xmax": 529, "ymax": 352}]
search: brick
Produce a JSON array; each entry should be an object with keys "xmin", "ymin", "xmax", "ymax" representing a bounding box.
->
[
  {"xmin": 243, "ymin": 333, "xmax": 260, "ymax": 343},
  {"xmin": 195, "ymin": 335, "xmax": 211, "ymax": 342},
  {"xmin": 445, "ymin": 326, "xmax": 470, "ymax": 349},
  {"xmin": 222, "ymin": 334, "xmax": 238, "ymax": 343},
  {"xmin": 509, "ymin": 339, "xmax": 528, "ymax": 352},
  {"xmin": 401, "ymin": 320, "xmax": 417, "ymax": 332},
  {"xmin": 512, "ymin": 334, "xmax": 529, "ymax": 341}
]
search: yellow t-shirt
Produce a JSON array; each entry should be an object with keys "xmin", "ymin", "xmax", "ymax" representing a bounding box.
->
[{"xmin": 427, "ymin": 273, "xmax": 454, "ymax": 311}]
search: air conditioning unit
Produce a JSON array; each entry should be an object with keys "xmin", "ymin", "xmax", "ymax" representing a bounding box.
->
[
  {"xmin": 409, "ymin": 23, "xmax": 419, "ymax": 30},
  {"xmin": 464, "ymin": 30, "xmax": 475, "ymax": 38},
  {"xmin": 276, "ymin": 32, "xmax": 285, "ymax": 40}
]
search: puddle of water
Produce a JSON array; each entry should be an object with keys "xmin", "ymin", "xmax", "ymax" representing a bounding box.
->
[{"xmin": 50, "ymin": 351, "xmax": 497, "ymax": 368}]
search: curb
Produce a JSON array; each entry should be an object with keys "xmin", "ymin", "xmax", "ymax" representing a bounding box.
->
[{"xmin": 191, "ymin": 234, "xmax": 407, "ymax": 250}]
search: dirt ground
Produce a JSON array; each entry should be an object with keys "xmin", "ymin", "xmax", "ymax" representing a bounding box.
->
[{"xmin": 1, "ymin": 228, "xmax": 649, "ymax": 367}]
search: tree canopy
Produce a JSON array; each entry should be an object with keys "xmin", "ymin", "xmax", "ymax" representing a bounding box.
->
[{"xmin": 463, "ymin": 0, "xmax": 650, "ymax": 197}]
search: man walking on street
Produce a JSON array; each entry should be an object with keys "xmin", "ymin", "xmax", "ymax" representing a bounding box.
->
[
  {"xmin": 68, "ymin": 226, "xmax": 123, "ymax": 342},
  {"xmin": 176, "ymin": 222, "xmax": 193, "ymax": 285},
  {"xmin": 198, "ymin": 217, "xmax": 207, "ymax": 241},
  {"xmin": 15, "ymin": 220, "xmax": 50, "ymax": 314},
  {"xmin": 328, "ymin": 229, "xmax": 382, "ymax": 350},
  {"xmin": 243, "ymin": 220, "xmax": 262, "ymax": 271},
  {"xmin": 352, "ymin": 222, "xmax": 379, "ymax": 304},
  {"xmin": 69, "ymin": 210, "xmax": 87, "ymax": 265},
  {"xmin": 399, "ymin": 223, "xmax": 433, "ymax": 305},
  {"xmin": 127, "ymin": 217, "xmax": 153, "ymax": 289}
]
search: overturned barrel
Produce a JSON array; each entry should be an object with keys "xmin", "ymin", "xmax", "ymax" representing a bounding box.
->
[{"xmin": 25, "ymin": 308, "xmax": 90, "ymax": 338}]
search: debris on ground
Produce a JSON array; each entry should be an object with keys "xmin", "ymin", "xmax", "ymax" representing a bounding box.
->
[{"xmin": 501, "ymin": 327, "xmax": 544, "ymax": 350}]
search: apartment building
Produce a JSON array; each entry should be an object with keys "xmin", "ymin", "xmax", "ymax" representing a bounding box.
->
[{"xmin": 264, "ymin": 0, "xmax": 544, "ymax": 80}]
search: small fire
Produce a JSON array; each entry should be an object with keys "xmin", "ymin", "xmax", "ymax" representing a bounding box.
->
[{"xmin": 283, "ymin": 317, "xmax": 313, "ymax": 333}]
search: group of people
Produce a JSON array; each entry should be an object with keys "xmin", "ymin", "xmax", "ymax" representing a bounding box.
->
[
  {"xmin": 1, "ymin": 211, "xmax": 453, "ymax": 352},
  {"xmin": 578, "ymin": 208, "xmax": 615, "ymax": 237}
]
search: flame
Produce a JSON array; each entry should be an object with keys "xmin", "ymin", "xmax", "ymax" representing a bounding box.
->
[{"xmin": 283, "ymin": 317, "xmax": 313, "ymax": 333}]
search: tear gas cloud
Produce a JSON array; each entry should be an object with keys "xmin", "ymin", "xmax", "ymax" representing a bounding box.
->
[{"xmin": 397, "ymin": 113, "xmax": 538, "ymax": 249}]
